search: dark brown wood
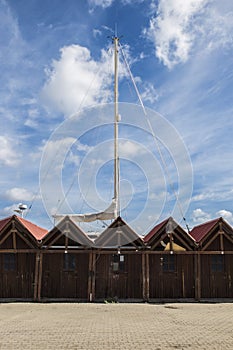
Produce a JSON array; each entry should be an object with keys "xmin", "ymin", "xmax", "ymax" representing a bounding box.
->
[
  {"xmin": 0, "ymin": 215, "xmax": 233, "ymax": 301},
  {"xmin": 194, "ymin": 253, "xmax": 201, "ymax": 300},
  {"xmin": 12, "ymin": 231, "xmax": 17, "ymax": 250},
  {"xmin": 40, "ymin": 252, "xmax": 89, "ymax": 300},
  {"xmin": 0, "ymin": 230, "xmax": 12, "ymax": 246},
  {"xmin": 34, "ymin": 252, "xmax": 40, "ymax": 301},
  {"xmin": 91, "ymin": 252, "xmax": 96, "ymax": 301},
  {"xmin": 146, "ymin": 252, "xmax": 150, "ymax": 300},
  {"xmin": 0, "ymin": 253, "xmax": 36, "ymax": 299},
  {"xmin": 94, "ymin": 252, "xmax": 143, "ymax": 300},
  {"xmin": 88, "ymin": 251, "xmax": 93, "ymax": 301},
  {"xmin": 202, "ymin": 230, "xmax": 221, "ymax": 251},
  {"xmin": 37, "ymin": 253, "xmax": 43, "ymax": 301},
  {"xmin": 142, "ymin": 253, "xmax": 146, "ymax": 300},
  {"xmin": 148, "ymin": 252, "xmax": 195, "ymax": 300}
]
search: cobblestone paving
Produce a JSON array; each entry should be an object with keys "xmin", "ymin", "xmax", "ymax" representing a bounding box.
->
[{"xmin": 0, "ymin": 303, "xmax": 233, "ymax": 349}]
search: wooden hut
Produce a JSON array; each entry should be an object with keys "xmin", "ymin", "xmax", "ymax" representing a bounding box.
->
[
  {"xmin": 93, "ymin": 217, "xmax": 145, "ymax": 301},
  {"xmin": 38, "ymin": 216, "xmax": 93, "ymax": 301},
  {"xmin": 144, "ymin": 217, "xmax": 197, "ymax": 301},
  {"xmin": 190, "ymin": 217, "xmax": 233, "ymax": 299},
  {"xmin": 0, "ymin": 215, "xmax": 47, "ymax": 300},
  {"xmin": 1, "ymin": 213, "xmax": 233, "ymax": 302}
]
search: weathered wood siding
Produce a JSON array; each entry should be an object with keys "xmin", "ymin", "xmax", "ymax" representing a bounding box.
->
[
  {"xmin": 149, "ymin": 253, "xmax": 195, "ymax": 299},
  {"xmin": 0, "ymin": 253, "xmax": 35, "ymax": 299},
  {"xmin": 200, "ymin": 254, "xmax": 233, "ymax": 298},
  {"xmin": 40, "ymin": 252, "xmax": 89, "ymax": 300},
  {"xmin": 95, "ymin": 253, "xmax": 143, "ymax": 300}
]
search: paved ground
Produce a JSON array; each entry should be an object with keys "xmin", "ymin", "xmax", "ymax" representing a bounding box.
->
[{"xmin": 0, "ymin": 302, "xmax": 233, "ymax": 349}]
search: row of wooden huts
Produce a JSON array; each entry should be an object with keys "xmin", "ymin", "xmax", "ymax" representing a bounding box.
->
[{"xmin": 0, "ymin": 214, "xmax": 233, "ymax": 301}]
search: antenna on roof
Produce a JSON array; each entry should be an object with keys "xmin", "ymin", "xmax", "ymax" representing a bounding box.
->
[
  {"xmin": 115, "ymin": 23, "xmax": 118, "ymax": 37},
  {"xmin": 14, "ymin": 203, "xmax": 27, "ymax": 218}
]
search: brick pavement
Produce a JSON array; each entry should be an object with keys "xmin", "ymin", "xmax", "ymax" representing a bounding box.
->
[{"xmin": 0, "ymin": 303, "xmax": 233, "ymax": 349}]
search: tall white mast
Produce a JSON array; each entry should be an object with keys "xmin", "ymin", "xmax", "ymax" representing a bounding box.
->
[{"xmin": 113, "ymin": 36, "xmax": 120, "ymax": 218}]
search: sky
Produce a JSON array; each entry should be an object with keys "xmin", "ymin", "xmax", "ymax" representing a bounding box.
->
[{"xmin": 0, "ymin": 0, "xmax": 233, "ymax": 234}]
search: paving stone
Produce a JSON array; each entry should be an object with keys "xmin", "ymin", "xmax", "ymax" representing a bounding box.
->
[{"xmin": 0, "ymin": 303, "xmax": 233, "ymax": 349}]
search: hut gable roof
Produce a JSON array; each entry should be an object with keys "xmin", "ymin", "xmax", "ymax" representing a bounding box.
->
[
  {"xmin": 190, "ymin": 218, "xmax": 220, "ymax": 243},
  {"xmin": 16, "ymin": 216, "xmax": 48, "ymax": 240},
  {"xmin": 42, "ymin": 215, "xmax": 93, "ymax": 248},
  {"xmin": 0, "ymin": 216, "xmax": 12, "ymax": 231},
  {"xmin": 144, "ymin": 218, "xmax": 170, "ymax": 243},
  {"xmin": 144, "ymin": 217, "xmax": 196, "ymax": 251},
  {"xmin": 0, "ymin": 215, "xmax": 48, "ymax": 249},
  {"xmin": 190, "ymin": 217, "xmax": 233, "ymax": 250},
  {"xmin": 95, "ymin": 216, "xmax": 144, "ymax": 248}
]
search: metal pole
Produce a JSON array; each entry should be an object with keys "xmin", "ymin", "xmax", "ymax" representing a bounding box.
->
[{"xmin": 113, "ymin": 36, "xmax": 120, "ymax": 218}]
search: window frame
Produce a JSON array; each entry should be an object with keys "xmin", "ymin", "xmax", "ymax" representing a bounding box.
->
[
  {"xmin": 211, "ymin": 254, "xmax": 224, "ymax": 272},
  {"xmin": 111, "ymin": 254, "xmax": 125, "ymax": 272},
  {"xmin": 63, "ymin": 253, "xmax": 76, "ymax": 271},
  {"xmin": 161, "ymin": 254, "xmax": 176, "ymax": 273},
  {"xmin": 3, "ymin": 253, "xmax": 16, "ymax": 272}
]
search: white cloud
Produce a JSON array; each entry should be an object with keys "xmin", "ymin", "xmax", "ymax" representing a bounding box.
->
[
  {"xmin": 143, "ymin": 0, "xmax": 233, "ymax": 69},
  {"xmin": 1, "ymin": 203, "xmax": 20, "ymax": 216},
  {"xmin": 93, "ymin": 29, "xmax": 102, "ymax": 38},
  {"xmin": 192, "ymin": 208, "xmax": 211, "ymax": 224},
  {"xmin": 40, "ymin": 137, "xmax": 77, "ymax": 174},
  {"xmin": 0, "ymin": 136, "xmax": 20, "ymax": 166},
  {"xmin": 0, "ymin": 0, "xmax": 25, "ymax": 66},
  {"xmin": 216, "ymin": 209, "xmax": 233, "ymax": 225},
  {"xmin": 119, "ymin": 140, "xmax": 146, "ymax": 157},
  {"xmin": 192, "ymin": 189, "xmax": 233, "ymax": 203},
  {"xmin": 41, "ymin": 44, "xmax": 113, "ymax": 117},
  {"xmin": 144, "ymin": 0, "xmax": 208, "ymax": 69},
  {"xmin": 121, "ymin": 0, "xmax": 145, "ymax": 4},
  {"xmin": 5, "ymin": 187, "xmax": 37, "ymax": 202},
  {"xmin": 140, "ymin": 82, "xmax": 159, "ymax": 104},
  {"xmin": 24, "ymin": 108, "xmax": 40, "ymax": 128},
  {"xmin": 88, "ymin": 0, "xmax": 114, "ymax": 9}
]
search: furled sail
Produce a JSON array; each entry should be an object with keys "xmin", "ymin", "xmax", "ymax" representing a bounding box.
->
[{"xmin": 53, "ymin": 198, "xmax": 117, "ymax": 225}]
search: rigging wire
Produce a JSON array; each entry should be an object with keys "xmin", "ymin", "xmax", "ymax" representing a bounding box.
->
[
  {"xmin": 56, "ymin": 45, "xmax": 114, "ymax": 214},
  {"xmin": 119, "ymin": 42, "xmax": 190, "ymax": 233},
  {"xmin": 54, "ymin": 44, "xmax": 115, "ymax": 230},
  {"xmin": 25, "ymin": 143, "xmax": 64, "ymax": 219},
  {"xmin": 26, "ymin": 51, "xmax": 109, "ymax": 220}
]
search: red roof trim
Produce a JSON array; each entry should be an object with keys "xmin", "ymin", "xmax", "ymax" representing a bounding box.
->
[
  {"xmin": 15, "ymin": 216, "xmax": 48, "ymax": 240},
  {"xmin": 0, "ymin": 216, "xmax": 12, "ymax": 232},
  {"xmin": 0, "ymin": 215, "xmax": 48, "ymax": 241},
  {"xmin": 190, "ymin": 218, "xmax": 220, "ymax": 243},
  {"xmin": 144, "ymin": 218, "xmax": 170, "ymax": 243}
]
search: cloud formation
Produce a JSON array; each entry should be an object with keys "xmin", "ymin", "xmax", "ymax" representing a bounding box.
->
[
  {"xmin": 0, "ymin": 136, "xmax": 20, "ymax": 166},
  {"xmin": 88, "ymin": 0, "xmax": 114, "ymax": 9},
  {"xmin": 5, "ymin": 187, "xmax": 37, "ymax": 202},
  {"xmin": 41, "ymin": 45, "xmax": 113, "ymax": 117},
  {"xmin": 145, "ymin": 0, "xmax": 208, "ymax": 69},
  {"xmin": 192, "ymin": 208, "xmax": 211, "ymax": 224},
  {"xmin": 144, "ymin": 0, "xmax": 233, "ymax": 69},
  {"xmin": 217, "ymin": 209, "xmax": 233, "ymax": 225}
]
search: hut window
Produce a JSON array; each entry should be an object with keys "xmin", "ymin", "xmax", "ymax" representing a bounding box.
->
[
  {"xmin": 3, "ymin": 253, "xmax": 16, "ymax": 271},
  {"xmin": 63, "ymin": 253, "xmax": 76, "ymax": 271},
  {"xmin": 211, "ymin": 255, "xmax": 224, "ymax": 272},
  {"xmin": 162, "ymin": 255, "xmax": 176, "ymax": 272},
  {"xmin": 112, "ymin": 254, "xmax": 125, "ymax": 272}
]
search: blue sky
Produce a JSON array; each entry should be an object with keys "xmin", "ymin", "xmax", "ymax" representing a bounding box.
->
[{"xmin": 0, "ymin": 0, "xmax": 233, "ymax": 234}]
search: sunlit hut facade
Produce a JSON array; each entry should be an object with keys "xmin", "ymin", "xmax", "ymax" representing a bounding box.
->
[
  {"xmin": 0, "ymin": 215, "xmax": 48, "ymax": 300},
  {"xmin": 0, "ymin": 214, "xmax": 233, "ymax": 301}
]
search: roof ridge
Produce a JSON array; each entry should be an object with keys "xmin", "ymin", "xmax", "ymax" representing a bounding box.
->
[
  {"xmin": 191, "ymin": 217, "xmax": 220, "ymax": 230},
  {"xmin": 17, "ymin": 216, "xmax": 47, "ymax": 231}
]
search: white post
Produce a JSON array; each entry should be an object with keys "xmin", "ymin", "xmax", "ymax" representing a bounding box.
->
[{"xmin": 113, "ymin": 36, "xmax": 120, "ymax": 218}]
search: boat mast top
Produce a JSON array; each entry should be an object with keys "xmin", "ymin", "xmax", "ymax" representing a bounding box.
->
[{"xmin": 113, "ymin": 36, "xmax": 120, "ymax": 218}]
